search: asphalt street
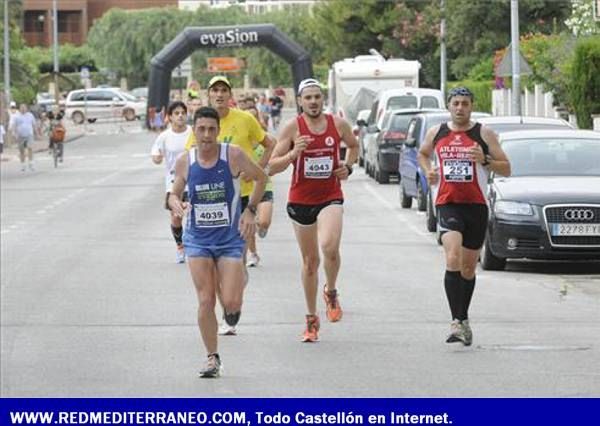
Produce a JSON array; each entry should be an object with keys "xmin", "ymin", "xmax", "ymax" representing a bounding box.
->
[{"xmin": 1, "ymin": 121, "xmax": 599, "ymax": 397}]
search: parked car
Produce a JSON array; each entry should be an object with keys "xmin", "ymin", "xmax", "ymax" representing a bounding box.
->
[
  {"xmin": 130, "ymin": 87, "xmax": 148, "ymax": 101},
  {"xmin": 423, "ymin": 115, "xmax": 574, "ymax": 237},
  {"xmin": 354, "ymin": 109, "xmax": 371, "ymax": 167},
  {"xmin": 477, "ymin": 116, "xmax": 574, "ymax": 133},
  {"xmin": 65, "ymin": 88, "xmax": 146, "ymax": 124},
  {"xmin": 365, "ymin": 109, "xmax": 443, "ymax": 183},
  {"xmin": 362, "ymin": 88, "xmax": 446, "ymax": 166},
  {"xmin": 481, "ymin": 129, "xmax": 600, "ymax": 270},
  {"xmin": 399, "ymin": 112, "xmax": 490, "ymax": 220}
]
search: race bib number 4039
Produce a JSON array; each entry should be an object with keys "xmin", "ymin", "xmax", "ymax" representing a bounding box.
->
[
  {"xmin": 443, "ymin": 159, "xmax": 473, "ymax": 182},
  {"xmin": 194, "ymin": 202, "xmax": 230, "ymax": 227},
  {"xmin": 304, "ymin": 156, "xmax": 333, "ymax": 179}
]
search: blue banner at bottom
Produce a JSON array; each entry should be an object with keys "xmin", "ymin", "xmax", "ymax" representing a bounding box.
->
[{"xmin": 0, "ymin": 398, "xmax": 597, "ymax": 426}]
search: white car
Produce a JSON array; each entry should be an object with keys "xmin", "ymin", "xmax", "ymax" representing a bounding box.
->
[{"xmin": 65, "ymin": 88, "xmax": 146, "ymax": 124}]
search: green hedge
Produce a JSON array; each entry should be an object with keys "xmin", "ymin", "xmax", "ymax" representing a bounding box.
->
[
  {"xmin": 570, "ymin": 36, "xmax": 600, "ymax": 129},
  {"xmin": 447, "ymin": 80, "xmax": 494, "ymax": 113}
]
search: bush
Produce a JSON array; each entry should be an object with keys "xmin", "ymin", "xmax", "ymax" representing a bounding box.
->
[
  {"xmin": 447, "ymin": 80, "xmax": 494, "ymax": 113},
  {"xmin": 570, "ymin": 36, "xmax": 600, "ymax": 129}
]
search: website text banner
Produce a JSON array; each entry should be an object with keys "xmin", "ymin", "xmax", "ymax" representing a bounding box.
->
[{"xmin": 0, "ymin": 398, "xmax": 596, "ymax": 426}]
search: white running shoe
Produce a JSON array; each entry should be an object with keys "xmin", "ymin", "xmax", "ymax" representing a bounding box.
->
[
  {"xmin": 218, "ymin": 322, "xmax": 237, "ymax": 336},
  {"xmin": 246, "ymin": 252, "xmax": 260, "ymax": 267},
  {"xmin": 175, "ymin": 246, "xmax": 185, "ymax": 264}
]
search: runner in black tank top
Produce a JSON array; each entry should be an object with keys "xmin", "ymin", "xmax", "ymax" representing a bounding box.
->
[{"xmin": 417, "ymin": 87, "xmax": 511, "ymax": 346}]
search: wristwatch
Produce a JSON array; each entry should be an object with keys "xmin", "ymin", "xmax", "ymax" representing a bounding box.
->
[
  {"xmin": 345, "ymin": 164, "xmax": 354, "ymax": 175},
  {"xmin": 482, "ymin": 155, "xmax": 492, "ymax": 167},
  {"xmin": 246, "ymin": 204, "xmax": 257, "ymax": 215}
]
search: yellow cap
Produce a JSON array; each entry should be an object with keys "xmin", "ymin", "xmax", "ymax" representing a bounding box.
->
[{"xmin": 208, "ymin": 75, "xmax": 232, "ymax": 90}]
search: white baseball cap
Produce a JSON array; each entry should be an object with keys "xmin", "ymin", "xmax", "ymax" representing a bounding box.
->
[{"xmin": 297, "ymin": 78, "xmax": 322, "ymax": 95}]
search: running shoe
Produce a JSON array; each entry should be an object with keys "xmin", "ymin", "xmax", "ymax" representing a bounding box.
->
[
  {"xmin": 257, "ymin": 227, "xmax": 268, "ymax": 239},
  {"xmin": 323, "ymin": 286, "xmax": 343, "ymax": 322},
  {"xmin": 246, "ymin": 252, "xmax": 260, "ymax": 267},
  {"xmin": 198, "ymin": 353, "xmax": 222, "ymax": 378},
  {"xmin": 175, "ymin": 246, "xmax": 185, "ymax": 264},
  {"xmin": 461, "ymin": 320, "xmax": 473, "ymax": 346},
  {"xmin": 446, "ymin": 319, "xmax": 466, "ymax": 344},
  {"xmin": 218, "ymin": 321, "xmax": 237, "ymax": 336},
  {"xmin": 302, "ymin": 314, "xmax": 320, "ymax": 343}
]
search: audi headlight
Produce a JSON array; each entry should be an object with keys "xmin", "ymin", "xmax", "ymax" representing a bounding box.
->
[{"xmin": 495, "ymin": 200, "xmax": 533, "ymax": 216}]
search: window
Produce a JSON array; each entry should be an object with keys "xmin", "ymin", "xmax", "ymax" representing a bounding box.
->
[
  {"xmin": 57, "ymin": 11, "xmax": 81, "ymax": 34},
  {"xmin": 421, "ymin": 96, "xmax": 440, "ymax": 108},
  {"xmin": 24, "ymin": 11, "xmax": 45, "ymax": 32},
  {"xmin": 69, "ymin": 92, "xmax": 85, "ymax": 102}
]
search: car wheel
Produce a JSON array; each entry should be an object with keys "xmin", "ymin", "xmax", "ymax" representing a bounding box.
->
[
  {"xmin": 123, "ymin": 108, "xmax": 136, "ymax": 121},
  {"xmin": 400, "ymin": 184, "xmax": 412, "ymax": 208},
  {"xmin": 480, "ymin": 236, "xmax": 507, "ymax": 270},
  {"xmin": 72, "ymin": 111, "xmax": 84, "ymax": 125},
  {"xmin": 416, "ymin": 179, "xmax": 427, "ymax": 212},
  {"xmin": 426, "ymin": 193, "xmax": 437, "ymax": 232},
  {"xmin": 376, "ymin": 168, "xmax": 390, "ymax": 184}
]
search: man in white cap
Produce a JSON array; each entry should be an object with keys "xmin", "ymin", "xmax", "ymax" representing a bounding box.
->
[{"xmin": 268, "ymin": 78, "xmax": 359, "ymax": 342}]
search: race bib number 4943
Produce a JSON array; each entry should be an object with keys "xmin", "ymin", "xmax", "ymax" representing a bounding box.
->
[
  {"xmin": 194, "ymin": 202, "xmax": 230, "ymax": 228},
  {"xmin": 443, "ymin": 159, "xmax": 473, "ymax": 182},
  {"xmin": 304, "ymin": 156, "xmax": 333, "ymax": 179}
]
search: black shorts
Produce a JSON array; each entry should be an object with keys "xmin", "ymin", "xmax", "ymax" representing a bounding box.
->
[
  {"xmin": 437, "ymin": 203, "xmax": 489, "ymax": 250},
  {"xmin": 165, "ymin": 191, "xmax": 188, "ymax": 210},
  {"xmin": 286, "ymin": 199, "xmax": 344, "ymax": 226},
  {"xmin": 260, "ymin": 190, "xmax": 274, "ymax": 203}
]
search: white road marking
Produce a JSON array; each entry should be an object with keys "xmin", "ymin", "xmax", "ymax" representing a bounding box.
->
[{"xmin": 362, "ymin": 182, "xmax": 430, "ymax": 240}]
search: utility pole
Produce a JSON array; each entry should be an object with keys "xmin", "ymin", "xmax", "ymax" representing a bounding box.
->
[
  {"xmin": 440, "ymin": 0, "xmax": 447, "ymax": 99},
  {"xmin": 52, "ymin": 0, "xmax": 60, "ymax": 105},
  {"xmin": 510, "ymin": 0, "xmax": 521, "ymax": 115},
  {"xmin": 3, "ymin": 0, "xmax": 10, "ymax": 104}
]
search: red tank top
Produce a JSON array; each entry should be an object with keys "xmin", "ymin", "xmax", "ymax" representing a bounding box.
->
[
  {"xmin": 433, "ymin": 123, "xmax": 489, "ymax": 206},
  {"xmin": 288, "ymin": 114, "xmax": 344, "ymax": 204}
]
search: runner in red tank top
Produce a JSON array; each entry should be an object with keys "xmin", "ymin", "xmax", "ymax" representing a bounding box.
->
[
  {"xmin": 269, "ymin": 78, "xmax": 359, "ymax": 342},
  {"xmin": 418, "ymin": 87, "xmax": 510, "ymax": 347}
]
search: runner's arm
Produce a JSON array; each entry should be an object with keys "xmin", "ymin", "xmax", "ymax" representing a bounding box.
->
[
  {"xmin": 257, "ymin": 133, "xmax": 276, "ymax": 169},
  {"xmin": 167, "ymin": 152, "xmax": 189, "ymax": 217},
  {"xmin": 151, "ymin": 133, "xmax": 164, "ymax": 164},
  {"xmin": 229, "ymin": 145, "xmax": 267, "ymax": 240},
  {"xmin": 418, "ymin": 125, "xmax": 441, "ymax": 186},
  {"xmin": 336, "ymin": 117, "xmax": 359, "ymax": 167},
  {"xmin": 480, "ymin": 126, "xmax": 511, "ymax": 177},
  {"xmin": 267, "ymin": 119, "xmax": 297, "ymax": 175}
]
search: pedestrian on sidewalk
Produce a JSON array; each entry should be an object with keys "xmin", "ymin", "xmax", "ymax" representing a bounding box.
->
[
  {"xmin": 268, "ymin": 78, "xmax": 359, "ymax": 342},
  {"xmin": 417, "ymin": 87, "xmax": 511, "ymax": 346},
  {"xmin": 13, "ymin": 104, "xmax": 39, "ymax": 172},
  {"xmin": 168, "ymin": 106, "xmax": 267, "ymax": 378}
]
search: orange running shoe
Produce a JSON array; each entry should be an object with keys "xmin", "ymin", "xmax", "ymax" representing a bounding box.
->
[
  {"xmin": 302, "ymin": 314, "xmax": 320, "ymax": 342},
  {"xmin": 323, "ymin": 286, "xmax": 343, "ymax": 322}
]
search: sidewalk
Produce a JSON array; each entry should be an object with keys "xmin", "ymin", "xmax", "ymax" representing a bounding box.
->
[{"xmin": 0, "ymin": 127, "xmax": 85, "ymax": 162}]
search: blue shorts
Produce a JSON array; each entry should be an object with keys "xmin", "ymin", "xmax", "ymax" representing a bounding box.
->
[{"xmin": 184, "ymin": 244, "xmax": 244, "ymax": 260}]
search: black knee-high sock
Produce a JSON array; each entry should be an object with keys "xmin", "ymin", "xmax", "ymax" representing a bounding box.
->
[
  {"xmin": 460, "ymin": 275, "xmax": 476, "ymax": 321},
  {"xmin": 444, "ymin": 270, "xmax": 462, "ymax": 320},
  {"xmin": 171, "ymin": 225, "xmax": 183, "ymax": 246}
]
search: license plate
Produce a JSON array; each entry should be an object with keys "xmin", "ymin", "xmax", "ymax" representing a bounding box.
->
[{"xmin": 550, "ymin": 223, "xmax": 600, "ymax": 236}]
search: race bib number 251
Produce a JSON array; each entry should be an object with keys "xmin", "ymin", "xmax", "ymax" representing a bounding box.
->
[{"xmin": 443, "ymin": 159, "xmax": 473, "ymax": 182}]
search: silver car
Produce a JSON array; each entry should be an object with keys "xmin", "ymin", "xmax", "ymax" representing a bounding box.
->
[{"xmin": 65, "ymin": 88, "xmax": 146, "ymax": 124}]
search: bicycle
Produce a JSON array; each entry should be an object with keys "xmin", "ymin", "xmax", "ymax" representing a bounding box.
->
[{"xmin": 51, "ymin": 140, "xmax": 64, "ymax": 168}]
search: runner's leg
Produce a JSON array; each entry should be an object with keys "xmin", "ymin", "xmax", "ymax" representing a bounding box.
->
[
  {"xmin": 293, "ymin": 223, "xmax": 320, "ymax": 315},
  {"xmin": 317, "ymin": 205, "xmax": 343, "ymax": 292},
  {"xmin": 216, "ymin": 257, "xmax": 245, "ymax": 319},
  {"xmin": 188, "ymin": 257, "xmax": 219, "ymax": 354}
]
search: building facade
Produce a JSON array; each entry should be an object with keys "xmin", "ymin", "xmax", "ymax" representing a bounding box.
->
[
  {"xmin": 21, "ymin": 0, "xmax": 177, "ymax": 47},
  {"xmin": 178, "ymin": 0, "xmax": 317, "ymax": 14}
]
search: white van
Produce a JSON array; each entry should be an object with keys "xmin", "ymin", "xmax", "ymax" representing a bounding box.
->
[
  {"xmin": 65, "ymin": 88, "xmax": 146, "ymax": 124},
  {"xmin": 367, "ymin": 88, "xmax": 445, "ymax": 130}
]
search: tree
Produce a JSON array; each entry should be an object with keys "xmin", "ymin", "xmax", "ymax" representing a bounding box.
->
[
  {"xmin": 570, "ymin": 36, "xmax": 600, "ymax": 128},
  {"xmin": 565, "ymin": 0, "xmax": 600, "ymax": 36}
]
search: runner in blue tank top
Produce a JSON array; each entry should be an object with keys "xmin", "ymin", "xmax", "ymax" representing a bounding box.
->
[{"xmin": 168, "ymin": 107, "xmax": 267, "ymax": 378}]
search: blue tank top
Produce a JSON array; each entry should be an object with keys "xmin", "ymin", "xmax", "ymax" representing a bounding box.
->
[{"xmin": 183, "ymin": 144, "xmax": 243, "ymax": 248}]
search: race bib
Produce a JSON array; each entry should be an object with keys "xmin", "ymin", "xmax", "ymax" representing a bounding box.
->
[
  {"xmin": 194, "ymin": 202, "xmax": 230, "ymax": 228},
  {"xmin": 443, "ymin": 159, "xmax": 473, "ymax": 182},
  {"xmin": 304, "ymin": 156, "xmax": 333, "ymax": 179}
]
